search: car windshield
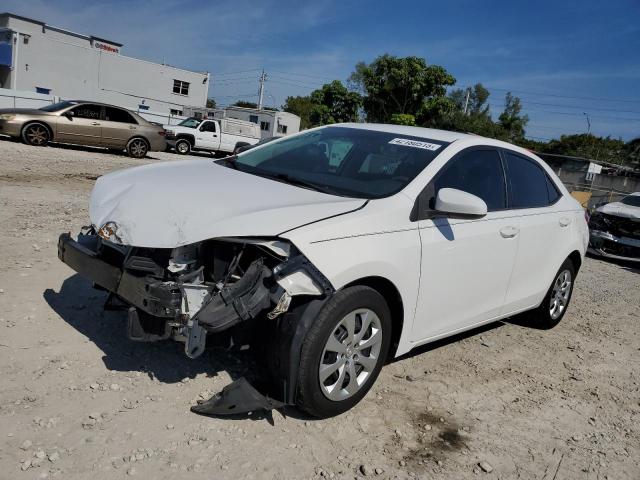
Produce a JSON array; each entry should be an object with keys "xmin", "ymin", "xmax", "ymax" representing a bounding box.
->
[
  {"xmin": 224, "ymin": 126, "xmax": 449, "ymax": 199},
  {"xmin": 178, "ymin": 118, "xmax": 202, "ymax": 128},
  {"xmin": 621, "ymin": 195, "xmax": 640, "ymax": 207},
  {"xmin": 39, "ymin": 101, "xmax": 77, "ymax": 112}
]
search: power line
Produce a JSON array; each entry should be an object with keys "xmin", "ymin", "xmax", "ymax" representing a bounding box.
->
[
  {"xmin": 521, "ymin": 100, "xmax": 640, "ymax": 115},
  {"xmin": 269, "ymin": 75, "xmax": 324, "ymax": 88},
  {"xmin": 214, "ymin": 69, "xmax": 262, "ymax": 77},
  {"xmin": 269, "ymin": 69, "xmax": 336, "ymax": 82},
  {"xmin": 485, "ymin": 86, "xmax": 640, "ymax": 104}
]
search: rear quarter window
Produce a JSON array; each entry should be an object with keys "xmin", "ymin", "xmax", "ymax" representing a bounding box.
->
[{"xmin": 503, "ymin": 151, "xmax": 555, "ymax": 208}]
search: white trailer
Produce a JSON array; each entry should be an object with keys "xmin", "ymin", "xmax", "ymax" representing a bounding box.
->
[{"xmin": 164, "ymin": 117, "xmax": 260, "ymax": 155}]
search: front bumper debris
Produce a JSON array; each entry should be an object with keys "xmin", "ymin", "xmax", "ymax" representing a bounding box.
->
[
  {"xmin": 191, "ymin": 377, "xmax": 284, "ymax": 417},
  {"xmin": 58, "ymin": 230, "xmax": 334, "ymax": 416},
  {"xmin": 58, "ymin": 233, "xmax": 181, "ymax": 317},
  {"xmin": 589, "ymin": 230, "xmax": 640, "ymax": 262}
]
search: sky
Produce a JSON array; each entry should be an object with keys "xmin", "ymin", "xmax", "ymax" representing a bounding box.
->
[{"xmin": 3, "ymin": 0, "xmax": 640, "ymax": 141}]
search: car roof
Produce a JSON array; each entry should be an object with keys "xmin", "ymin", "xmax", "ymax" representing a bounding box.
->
[
  {"xmin": 335, "ymin": 123, "xmax": 478, "ymax": 143},
  {"xmin": 65, "ymin": 100, "xmax": 128, "ymax": 108}
]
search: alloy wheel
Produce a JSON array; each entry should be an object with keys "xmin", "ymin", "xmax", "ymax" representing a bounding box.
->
[
  {"xmin": 549, "ymin": 269, "xmax": 572, "ymax": 320},
  {"xmin": 319, "ymin": 309, "xmax": 383, "ymax": 401},
  {"xmin": 129, "ymin": 139, "xmax": 147, "ymax": 158},
  {"xmin": 25, "ymin": 125, "xmax": 48, "ymax": 145},
  {"xmin": 177, "ymin": 141, "xmax": 189, "ymax": 154}
]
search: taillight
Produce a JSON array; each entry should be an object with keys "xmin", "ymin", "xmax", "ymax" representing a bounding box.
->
[{"xmin": 158, "ymin": 130, "xmax": 166, "ymax": 136}]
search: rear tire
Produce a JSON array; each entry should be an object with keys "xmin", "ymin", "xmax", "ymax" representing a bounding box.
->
[
  {"xmin": 296, "ymin": 286, "xmax": 391, "ymax": 418},
  {"xmin": 528, "ymin": 258, "xmax": 576, "ymax": 329},
  {"xmin": 126, "ymin": 137, "xmax": 148, "ymax": 159},
  {"xmin": 22, "ymin": 123, "xmax": 50, "ymax": 146},
  {"xmin": 175, "ymin": 138, "xmax": 191, "ymax": 155}
]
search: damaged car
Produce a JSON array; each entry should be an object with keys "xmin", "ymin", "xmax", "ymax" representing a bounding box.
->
[
  {"xmin": 588, "ymin": 192, "xmax": 640, "ymax": 262},
  {"xmin": 58, "ymin": 124, "xmax": 588, "ymax": 417}
]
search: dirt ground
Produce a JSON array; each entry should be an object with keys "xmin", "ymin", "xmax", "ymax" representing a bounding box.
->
[{"xmin": 0, "ymin": 137, "xmax": 638, "ymax": 480}]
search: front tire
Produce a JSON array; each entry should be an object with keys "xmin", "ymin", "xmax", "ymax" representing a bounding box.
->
[
  {"xmin": 175, "ymin": 138, "xmax": 191, "ymax": 155},
  {"xmin": 22, "ymin": 123, "xmax": 50, "ymax": 146},
  {"xmin": 296, "ymin": 286, "xmax": 391, "ymax": 418},
  {"xmin": 126, "ymin": 137, "xmax": 149, "ymax": 159},
  {"xmin": 529, "ymin": 258, "xmax": 576, "ymax": 329}
]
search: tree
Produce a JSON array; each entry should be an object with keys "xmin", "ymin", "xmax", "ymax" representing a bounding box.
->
[
  {"xmin": 206, "ymin": 98, "xmax": 217, "ymax": 109},
  {"xmin": 283, "ymin": 95, "xmax": 315, "ymax": 129},
  {"xmin": 540, "ymin": 134, "xmax": 627, "ymax": 164},
  {"xmin": 498, "ymin": 92, "xmax": 529, "ymax": 142},
  {"xmin": 349, "ymin": 54, "xmax": 456, "ymax": 123},
  {"xmin": 424, "ymin": 82, "xmax": 510, "ymax": 139},
  {"xmin": 231, "ymin": 100, "xmax": 278, "ymax": 111},
  {"xmin": 308, "ymin": 80, "xmax": 362, "ymax": 126},
  {"xmin": 448, "ymin": 83, "xmax": 490, "ymax": 116},
  {"xmin": 627, "ymin": 138, "xmax": 640, "ymax": 168},
  {"xmin": 232, "ymin": 101, "xmax": 258, "ymax": 109},
  {"xmin": 390, "ymin": 113, "xmax": 416, "ymax": 126}
]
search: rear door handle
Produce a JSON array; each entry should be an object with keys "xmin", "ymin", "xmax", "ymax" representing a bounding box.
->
[
  {"xmin": 559, "ymin": 217, "xmax": 572, "ymax": 227},
  {"xmin": 499, "ymin": 226, "xmax": 519, "ymax": 238},
  {"xmin": 91, "ymin": 122, "xmax": 101, "ymax": 126}
]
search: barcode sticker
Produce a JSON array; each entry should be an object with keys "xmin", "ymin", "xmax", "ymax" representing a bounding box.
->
[{"xmin": 389, "ymin": 138, "xmax": 441, "ymax": 151}]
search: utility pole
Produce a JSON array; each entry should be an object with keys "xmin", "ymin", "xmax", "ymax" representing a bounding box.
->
[
  {"xmin": 257, "ymin": 70, "xmax": 267, "ymax": 110},
  {"xmin": 463, "ymin": 88, "xmax": 470, "ymax": 115},
  {"xmin": 583, "ymin": 112, "xmax": 591, "ymax": 135}
]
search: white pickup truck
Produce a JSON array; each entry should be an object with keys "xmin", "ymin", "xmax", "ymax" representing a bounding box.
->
[{"xmin": 164, "ymin": 117, "xmax": 261, "ymax": 155}]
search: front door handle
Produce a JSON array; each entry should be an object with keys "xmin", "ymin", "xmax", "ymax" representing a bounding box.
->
[
  {"xmin": 91, "ymin": 122, "xmax": 101, "ymax": 126},
  {"xmin": 559, "ymin": 217, "xmax": 572, "ymax": 227},
  {"xmin": 499, "ymin": 226, "xmax": 519, "ymax": 238}
]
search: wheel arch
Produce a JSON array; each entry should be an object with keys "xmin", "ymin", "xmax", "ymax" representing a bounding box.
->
[
  {"xmin": 567, "ymin": 250, "xmax": 582, "ymax": 274},
  {"xmin": 175, "ymin": 133, "xmax": 195, "ymax": 145},
  {"xmin": 342, "ymin": 275, "xmax": 404, "ymax": 358}
]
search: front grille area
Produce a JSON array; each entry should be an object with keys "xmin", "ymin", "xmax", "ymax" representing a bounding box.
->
[{"xmin": 589, "ymin": 212, "xmax": 640, "ymax": 240}]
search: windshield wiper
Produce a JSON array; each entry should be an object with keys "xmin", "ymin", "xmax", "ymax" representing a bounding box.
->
[
  {"xmin": 267, "ymin": 173, "xmax": 332, "ymax": 194},
  {"xmin": 215, "ymin": 155, "xmax": 239, "ymax": 169}
]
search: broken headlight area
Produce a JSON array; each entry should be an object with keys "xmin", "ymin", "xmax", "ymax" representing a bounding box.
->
[
  {"xmin": 588, "ymin": 212, "xmax": 640, "ymax": 260},
  {"xmin": 58, "ymin": 228, "xmax": 333, "ymax": 359}
]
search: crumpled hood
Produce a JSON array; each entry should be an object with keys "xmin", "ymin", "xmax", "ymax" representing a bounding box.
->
[
  {"xmin": 596, "ymin": 202, "xmax": 640, "ymax": 220},
  {"xmin": 90, "ymin": 159, "xmax": 365, "ymax": 248}
]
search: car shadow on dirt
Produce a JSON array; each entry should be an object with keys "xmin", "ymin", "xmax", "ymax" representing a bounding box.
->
[
  {"xmin": 43, "ymin": 274, "xmax": 258, "ymax": 386},
  {"xmin": 390, "ymin": 321, "xmax": 504, "ymax": 363},
  {"xmin": 43, "ymin": 274, "xmax": 320, "ymax": 423}
]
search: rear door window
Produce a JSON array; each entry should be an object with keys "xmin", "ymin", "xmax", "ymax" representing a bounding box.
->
[
  {"xmin": 432, "ymin": 148, "xmax": 506, "ymax": 211},
  {"xmin": 503, "ymin": 151, "xmax": 554, "ymax": 208},
  {"xmin": 104, "ymin": 107, "xmax": 137, "ymax": 124}
]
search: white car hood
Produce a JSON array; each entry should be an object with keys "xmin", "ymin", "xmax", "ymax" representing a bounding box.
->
[
  {"xmin": 596, "ymin": 202, "xmax": 640, "ymax": 220},
  {"xmin": 89, "ymin": 159, "xmax": 365, "ymax": 248}
]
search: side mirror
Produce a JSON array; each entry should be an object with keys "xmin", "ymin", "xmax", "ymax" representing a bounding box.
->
[
  {"xmin": 64, "ymin": 111, "xmax": 74, "ymax": 119},
  {"xmin": 434, "ymin": 188, "xmax": 487, "ymax": 218}
]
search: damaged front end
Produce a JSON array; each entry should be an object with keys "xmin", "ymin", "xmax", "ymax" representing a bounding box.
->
[
  {"xmin": 58, "ymin": 228, "xmax": 333, "ymax": 360},
  {"xmin": 588, "ymin": 212, "xmax": 640, "ymax": 262}
]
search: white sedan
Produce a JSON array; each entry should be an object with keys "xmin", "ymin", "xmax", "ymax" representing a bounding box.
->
[{"xmin": 58, "ymin": 124, "xmax": 589, "ymax": 417}]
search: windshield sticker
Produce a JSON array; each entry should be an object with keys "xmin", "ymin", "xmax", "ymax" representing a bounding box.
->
[{"xmin": 388, "ymin": 138, "xmax": 441, "ymax": 151}]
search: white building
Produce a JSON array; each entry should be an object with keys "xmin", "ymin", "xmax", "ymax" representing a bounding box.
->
[
  {"xmin": 221, "ymin": 106, "xmax": 300, "ymax": 139},
  {"xmin": 0, "ymin": 13, "xmax": 209, "ymax": 122}
]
